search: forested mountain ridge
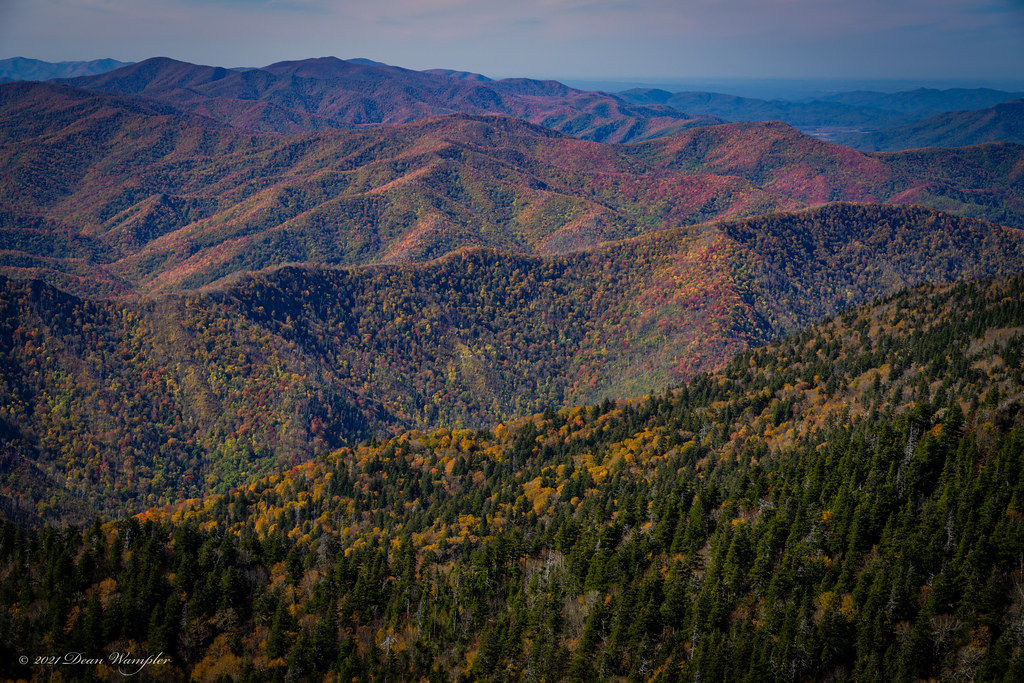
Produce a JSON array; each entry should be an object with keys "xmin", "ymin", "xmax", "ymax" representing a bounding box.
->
[
  {"xmin": 2, "ymin": 271, "xmax": 1022, "ymax": 681},
  {"xmin": 1, "ymin": 202, "xmax": 1022, "ymax": 523},
  {"xmin": 619, "ymin": 86, "xmax": 1024, "ymax": 150},
  {"xmin": 619, "ymin": 88, "xmax": 912, "ymax": 131},
  {"xmin": 59, "ymin": 56, "xmax": 715, "ymax": 143},
  {"xmin": 835, "ymin": 99, "xmax": 1024, "ymax": 152},
  {"xmin": 0, "ymin": 82, "xmax": 785, "ymax": 296},
  {"xmin": 818, "ymin": 86, "xmax": 1024, "ymax": 116},
  {"xmin": 5, "ymin": 52, "xmax": 1024, "ymax": 682},
  {"xmin": 626, "ymin": 121, "xmax": 1024, "ymax": 228},
  {"xmin": 3, "ymin": 79, "xmax": 1024, "ymax": 298}
]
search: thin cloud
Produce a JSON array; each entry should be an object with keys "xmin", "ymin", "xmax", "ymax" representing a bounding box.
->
[{"xmin": 0, "ymin": 0, "xmax": 1020, "ymax": 79}]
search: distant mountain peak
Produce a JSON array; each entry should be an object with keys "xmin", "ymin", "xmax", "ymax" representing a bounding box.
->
[
  {"xmin": 422, "ymin": 68, "xmax": 493, "ymax": 83},
  {"xmin": 261, "ymin": 56, "xmax": 354, "ymax": 76},
  {"xmin": 835, "ymin": 98, "xmax": 1024, "ymax": 151},
  {"xmin": 56, "ymin": 55, "xmax": 717, "ymax": 142},
  {"xmin": 493, "ymin": 77, "xmax": 573, "ymax": 97},
  {"xmin": 347, "ymin": 57, "xmax": 391, "ymax": 67},
  {"xmin": 0, "ymin": 56, "xmax": 134, "ymax": 83}
]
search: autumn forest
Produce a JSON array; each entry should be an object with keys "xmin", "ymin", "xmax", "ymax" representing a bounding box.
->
[{"xmin": 1, "ymin": 56, "xmax": 1023, "ymax": 682}]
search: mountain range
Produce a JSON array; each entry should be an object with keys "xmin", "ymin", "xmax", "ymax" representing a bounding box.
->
[
  {"xmin": 817, "ymin": 86, "xmax": 1024, "ymax": 114},
  {"xmin": 2, "ymin": 201, "xmax": 1022, "ymax": 522},
  {"xmin": 620, "ymin": 86, "xmax": 1024, "ymax": 149},
  {"xmin": 834, "ymin": 99, "xmax": 1024, "ymax": 151},
  {"xmin": 55, "ymin": 56, "xmax": 714, "ymax": 143},
  {"xmin": 2, "ymin": 76, "xmax": 1023, "ymax": 298},
  {"xmin": 9, "ymin": 56, "xmax": 1024, "ymax": 151},
  {"xmin": 2, "ymin": 53, "xmax": 1024, "ymax": 680},
  {"xmin": 0, "ymin": 57, "xmax": 134, "ymax": 83},
  {"xmin": 3, "ymin": 269, "xmax": 1022, "ymax": 679},
  {"xmin": 619, "ymin": 88, "xmax": 913, "ymax": 131}
]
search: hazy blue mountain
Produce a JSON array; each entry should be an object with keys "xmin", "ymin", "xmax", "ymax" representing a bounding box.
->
[
  {"xmin": 0, "ymin": 57, "xmax": 133, "ymax": 83},
  {"xmin": 620, "ymin": 88, "xmax": 909, "ymax": 129},
  {"xmin": 815, "ymin": 87, "xmax": 1024, "ymax": 116},
  {"xmin": 346, "ymin": 57, "xmax": 392, "ymax": 67},
  {"xmin": 422, "ymin": 68, "xmax": 492, "ymax": 81},
  {"xmin": 835, "ymin": 99, "xmax": 1024, "ymax": 151},
  {"xmin": 620, "ymin": 86, "xmax": 1024, "ymax": 144}
]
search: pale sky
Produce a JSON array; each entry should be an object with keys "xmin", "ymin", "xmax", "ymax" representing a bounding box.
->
[{"xmin": 1, "ymin": 0, "xmax": 1022, "ymax": 81}]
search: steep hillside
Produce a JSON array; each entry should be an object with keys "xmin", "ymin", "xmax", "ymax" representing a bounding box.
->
[
  {"xmin": 0, "ymin": 83, "xmax": 787, "ymax": 295},
  {"xmin": 626, "ymin": 121, "xmax": 1024, "ymax": 228},
  {"xmin": 62, "ymin": 57, "xmax": 713, "ymax": 143},
  {"xmin": 5, "ymin": 54, "xmax": 1024, "ymax": 683},
  {"xmin": 0, "ymin": 276, "xmax": 387, "ymax": 523},
  {"xmin": 626, "ymin": 121, "xmax": 890, "ymax": 203},
  {"xmin": 1, "ymin": 203, "xmax": 1021, "ymax": 522},
  {"xmin": 880, "ymin": 142, "xmax": 1024, "ymax": 228},
  {"xmin": 3, "ymin": 272, "xmax": 1022, "ymax": 680},
  {"xmin": 4, "ymin": 84, "xmax": 1024, "ymax": 298},
  {"xmin": 837, "ymin": 99, "xmax": 1024, "ymax": 151}
]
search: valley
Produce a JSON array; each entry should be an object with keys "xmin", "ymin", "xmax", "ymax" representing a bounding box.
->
[{"xmin": 0, "ymin": 54, "xmax": 1022, "ymax": 682}]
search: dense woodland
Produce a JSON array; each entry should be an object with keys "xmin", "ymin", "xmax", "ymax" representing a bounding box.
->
[
  {"xmin": 1, "ymin": 273, "xmax": 1022, "ymax": 681},
  {"xmin": 3, "ymin": 77, "xmax": 1024, "ymax": 297},
  {"xmin": 2, "ymin": 203, "xmax": 1022, "ymax": 523},
  {"xmin": 3, "ymin": 59, "xmax": 1024, "ymax": 680}
]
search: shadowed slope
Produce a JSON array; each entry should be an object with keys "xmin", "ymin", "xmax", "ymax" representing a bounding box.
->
[
  {"xmin": 837, "ymin": 99, "xmax": 1024, "ymax": 151},
  {"xmin": 1, "ymin": 202, "xmax": 1021, "ymax": 520}
]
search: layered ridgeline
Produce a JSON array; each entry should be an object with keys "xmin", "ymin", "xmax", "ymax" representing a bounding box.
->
[
  {"xmin": 2, "ymin": 203, "xmax": 1022, "ymax": 522},
  {"xmin": 620, "ymin": 87, "xmax": 913, "ymax": 130},
  {"xmin": 3, "ymin": 81, "xmax": 1024, "ymax": 298},
  {"xmin": 619, "ymin": 87, "xmax": 1024, "ymax": 147},
  {"xmin": 2, "ymin": 272, "xmax": 1022, "ymax": 681},
  {"xmin": 0, "ymin": 82, "xmax": 774, "ymax": 297},
  {"xmin": 834, "ymin": 99, "xmax": 1024, "ymax": 152},
  {"xmin": 60, "ymin": 56, "xmax": 714, "ymax": 142},
  {"xmin": 628, "ymin": 121, "xmax": 1024, "ymax": 230},
  {"xmin": 0, "ymin": 57, "xmax": 133, "ymax": 83}
]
